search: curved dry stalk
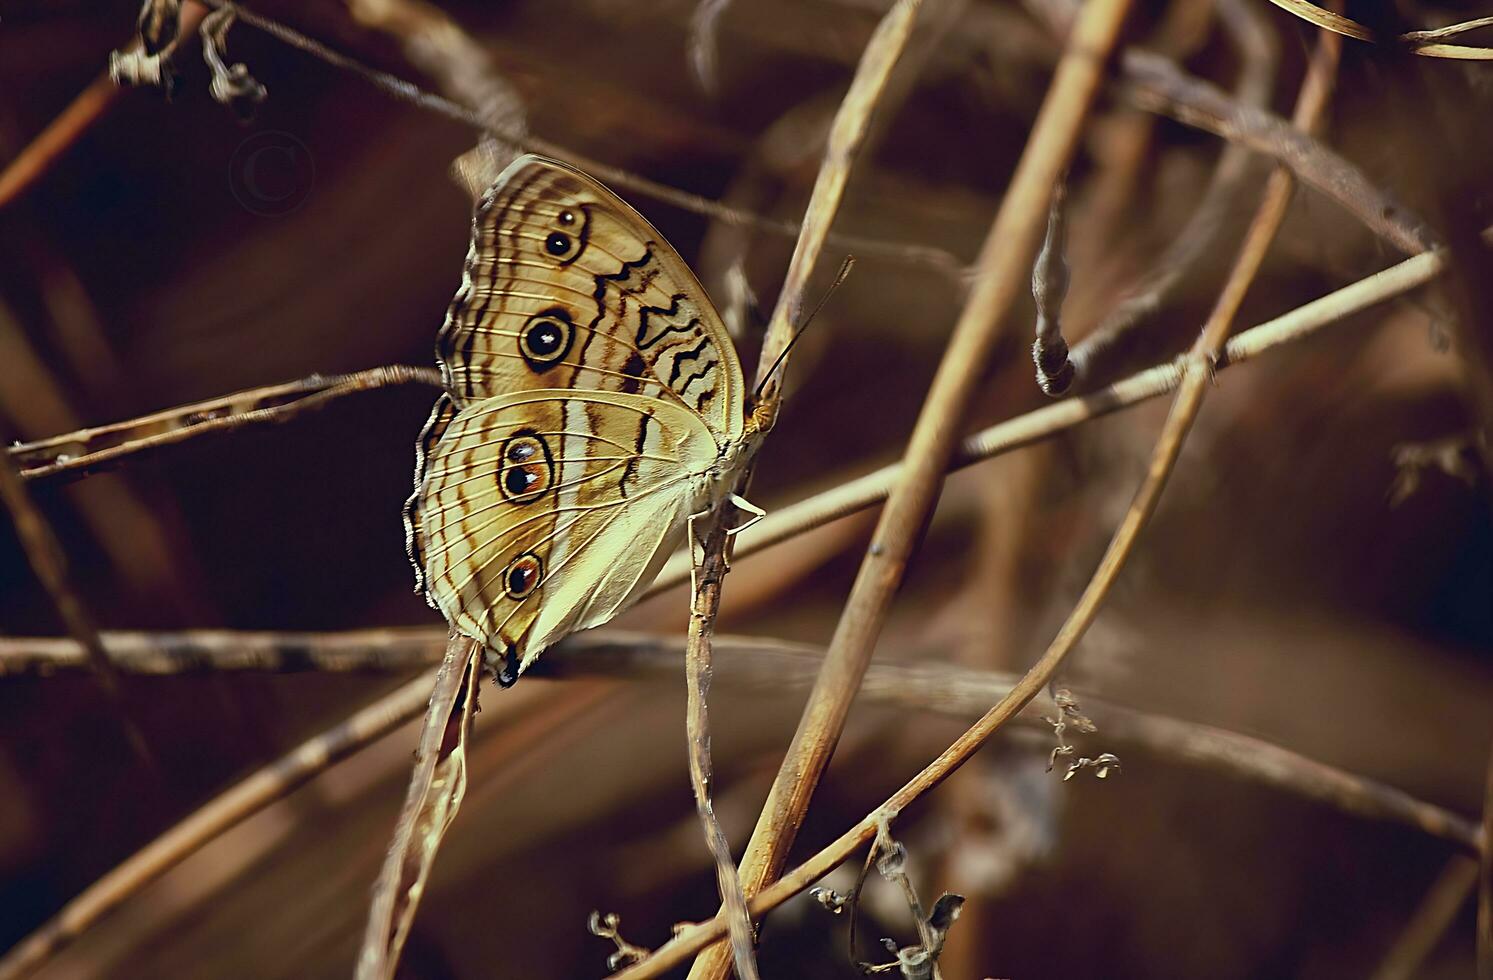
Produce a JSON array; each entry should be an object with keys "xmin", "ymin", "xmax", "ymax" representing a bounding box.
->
[
  {"xmin": 0, "ymin": 628, "xmax": 449, "ymax": 676},
  {"xmin": 357, "ymin": 635, "xmax": 481, "ymax": 980},
  {"xmin": 1263, "ymin": 0, "xmax": 1493, "ymax": 60},
  {"xmin": 1118, "ymin": 49, "xmax": 1433, "ymax": 254},
  {"xmin": 692, "ymin": 2, "xmax": 1136, "ymax": 974},
  {"xmin": 0, "ymin": 627, "xmax": 1475, "ymax": 850},
  {"xmin": 10, "ymin": 365, "xmax": 440, "ymax": 484},
  {"xmin": 0, "ymin": 666, "xmax": 439, "ymax": 980},
  {"xmin": 6, "ymin": 224, "xmax": 1472, "ymax": 609},
  {"xmin": 1068, "ymin": 0, "xmax": 1278, "ymax": 383},
  {"xmin": 686, "ymin": 3, "xmax": 932, "ymax": 975}
]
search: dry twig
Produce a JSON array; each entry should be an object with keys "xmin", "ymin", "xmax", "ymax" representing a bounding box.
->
[
  {"xmin": 1067, "ymin": 0, "xmax": 1277, "ymax": 383},
  {"xmin": 356, "ymin": 635, "xmax": 482, "ymax": 980},
  {"xmin": 0, "ymin": 4, "xmax": 206, "ymax": 210},
  {"xmin": 9, "ymin": 365, "xmax": 440, "ymax": 485},
  {"xmin": 687, "ymin": 3, "xmax": 931, "ymax": 975},
  {"xmin": 189, "ymin": 0, "xmax": 968, "ymax": 283},
  {"xmin": 1, "ymin": 625, "xmax": 1476, "ymax": 980},
  {"xmin": 0, "ymin": 628, "xmax": 1476, "ymax": 852}
]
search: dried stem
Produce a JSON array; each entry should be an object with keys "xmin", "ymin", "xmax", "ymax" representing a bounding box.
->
[
  {"xmin": 1118, "ymin": 48, "xmax": 1433, "ymax": 254},
  {"xmin": 691, "ymin": 2, "xmax": 1135, "ymax": 975},
  {"xmin": 1069, "ymin": 0, "xmax": 1277, "ymax": 381},
  {"xmin": 1, "ymin": 625, "xmax": 1475, "ymax": 980},
  {"xmin": 10, "ymin": 365, "xmax": 440, "ymax": 484},
  {"xmin": 687, "ymin": 3, "xmax": 930, "ymax": 975},
  {"xmin": 11, "ymin": 225, "xmax": 1476, "ymax": 599},
  {"xmin": 652, "ymin": 222, "xmax": 1485, "ymax": 596},
  {"xmin": 0, "ymin": 3, "xmax": 207, "ymax": 210},
  {"xmin": 684, "ymin": 515, "xmax": 761, "ymax": 980},
  {"xmin": 356, "ymin": 635, "xmax": 481, "ymax": 980},
  {"xmin": 0, "ymin": 628, "xmax": 1475, "ymax": 851}
]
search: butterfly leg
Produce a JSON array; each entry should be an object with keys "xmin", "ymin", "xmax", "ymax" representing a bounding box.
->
[
  {"xmin": 722, "ymin": 494, "xmax": 765, "ymax": 573},
  {"xmin": 726, "ymin": 494, "xmax": 765, "ymax": 536},
  {"xmin": 687, "ymin": 508, "xmax": 709, "ymax": 612}
]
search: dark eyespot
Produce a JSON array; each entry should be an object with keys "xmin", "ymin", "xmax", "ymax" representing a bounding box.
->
[
  {"xmin": 518, "ymin": 308, "xmax": 575, "ymax": 371},
  {"xmin": 497, "ymin": 432, "xmax": 553, "ymax": 504},
  {"xmin": 527, "ymin": 322, "xmax": 562, "ymax": 356},
  {"xmin": 503, "ymin": 552, "xmax": 544, "ymax": 599},
  {"xmin": 504, "ymin": 466, "xmax": 538, "ymax": 496},
  {"xmin": 558, "ymin": 210, "xmax": 575, "ymax": 225},
  {"xmin": 545, "ymin": 232, "xmax": 571, "ymax": 256}
]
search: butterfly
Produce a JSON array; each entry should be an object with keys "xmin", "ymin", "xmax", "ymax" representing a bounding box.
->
[{"xmin": 404, "ymin": 154, "xmax": 767, "ymax": 687}]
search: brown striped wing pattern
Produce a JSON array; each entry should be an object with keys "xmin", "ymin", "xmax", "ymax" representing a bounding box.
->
[{"xmin": 404, "ymin": 155, "xmax": 754, "ymax": 684}]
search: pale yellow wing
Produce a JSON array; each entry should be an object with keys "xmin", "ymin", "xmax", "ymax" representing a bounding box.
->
[
  {"xmin": 435, "ymin": 154, "xmax": 744, "ymax": 443},
  {"xmin": 417, "ymin": 388, "xmax": 718, "ymax": 683}
]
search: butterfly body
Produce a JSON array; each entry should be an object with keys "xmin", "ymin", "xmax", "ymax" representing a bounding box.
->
[{"xmin": 404, "ymin": 155, "xmax": 760, "ymax": 685}]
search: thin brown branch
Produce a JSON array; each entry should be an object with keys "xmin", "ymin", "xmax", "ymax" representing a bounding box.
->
[
  {"xmin": 1263, "ymin": 0, "xmax": 1493, "ymax": 60},
  {"xmin": 6, "ymin": 222, "xmax": 1472, "ymax": 606},
  {"xmin": 0, "ymin": 667, "xmax": 438, "ymax": 980},
  {"xmin": 0, "ymin": 626, "xmax": 1474, "ymax": 856},
  {"xmin": 356, "ymin": 635, "xmax": 481, "ymax": 980},
  {"xmin": 1371, "ymin": 856, "xmax": 1480, "ymax": 980},
  {"xmin": 1118, "ymin": 48, "xmax": 1433, "ymax": 254},
  {"xmin": 10, "ymin": 365, "xmax": 440, "ymax": 485},
  {"xmin": 343, "ymin": 0, "xmax": 526, "ymax": 137},
  {"xmin": 694, "ymin": 1, "xmax": 1135, "ymax": 974},
  {"xmin": 687, "ymin": 3, "xmax": 930, "ymax": 974},
  {"xmin": 1068, "ymin": 0, "xmax": 1278, "ymax": 382},
  {"xmin": 684, "ymin": 515, "xmax": 760, "ymax": 980},
  {"xmin": 0, "ymin": 628, "xmax": 449, "ymax": 677}
]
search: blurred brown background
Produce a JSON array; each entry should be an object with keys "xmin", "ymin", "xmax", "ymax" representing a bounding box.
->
[{"xmin": 1, "ymin": 0, "xmax": 1491, "ymax": 977}]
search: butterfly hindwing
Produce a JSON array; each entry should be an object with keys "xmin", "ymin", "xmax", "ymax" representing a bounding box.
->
[{"xmin": 417, "ymin": 388, "xmax": 719, "ymax": 674}]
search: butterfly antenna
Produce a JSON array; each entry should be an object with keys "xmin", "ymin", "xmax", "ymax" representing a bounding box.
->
[{"xmin": 753, "ymin": 255, "xmax": 855, "ymax": 401}]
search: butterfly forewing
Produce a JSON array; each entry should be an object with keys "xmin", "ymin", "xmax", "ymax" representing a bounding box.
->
[{"xmin": 437, "ymin": 156, "xmax": 744, "ymax": 443}]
